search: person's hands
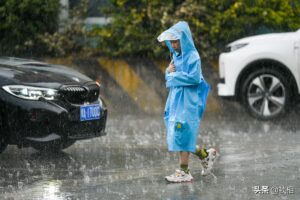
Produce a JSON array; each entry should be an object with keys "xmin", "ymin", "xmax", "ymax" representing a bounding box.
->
[{"xmin": 167, "ymin": 62, "xmax": 176, "ymax": 73}]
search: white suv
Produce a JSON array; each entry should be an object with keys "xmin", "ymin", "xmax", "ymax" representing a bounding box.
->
[{"xmin": 218, "ymin": 29, "xmax": 300, "ymax": 120}]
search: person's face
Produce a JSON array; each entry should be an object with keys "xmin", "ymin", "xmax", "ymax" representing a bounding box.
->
[{"xmin": 170, "ymin": 40, "xmax": 181, "ymax": 52}]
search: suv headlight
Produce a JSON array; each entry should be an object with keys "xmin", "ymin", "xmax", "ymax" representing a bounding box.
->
[
  {"xmin": 2, "ymin": 85, "xmax": 58, "ymax": 100},
  {"xmin": 225, "ymin": 43, "xmax": 248, "ymax": 52}
]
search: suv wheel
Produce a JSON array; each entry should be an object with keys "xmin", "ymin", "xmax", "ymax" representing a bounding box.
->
[{"xmin": 241, "ymin": 68, "xmax": 290, "ymax": 120}]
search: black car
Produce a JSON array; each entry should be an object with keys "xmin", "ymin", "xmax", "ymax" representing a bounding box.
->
[{"xmin": 0, "ymin": 57, "xmax": 107, "ymax": 153}]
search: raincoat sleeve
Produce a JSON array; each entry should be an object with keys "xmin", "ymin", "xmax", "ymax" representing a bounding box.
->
[
  {"xmin": 166, "ymin": 57, "xmax": 201, "ymax": 88},
  {"xmin": 165, "ymin": 68, "xmax": 169, "ymax": 81}
]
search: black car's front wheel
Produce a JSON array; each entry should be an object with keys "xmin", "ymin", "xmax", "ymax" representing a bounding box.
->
[
  {"xmin": 32, "ymin": 140, "xmax": 76, "ymax": 152},
  {"xmin": 241, "ymin": 68, "xmax": 291, "ymax": 120},
  {"xmin": 0, "ymin": 136, "xmax": 8, "ymax": 154},
  {"xmin": 0, "ymin": 114, "xmax": 8, "ymax": 154}
]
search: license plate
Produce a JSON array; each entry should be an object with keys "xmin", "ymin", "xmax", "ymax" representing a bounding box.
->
[{"xmin": 80, "ymin": 104, "xmax": 101, "ymax": 121}]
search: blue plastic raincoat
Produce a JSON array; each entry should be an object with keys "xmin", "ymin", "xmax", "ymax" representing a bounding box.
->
[{"xmin": 157, "ymin": 21, "xmax": 210, "ymax": 153}]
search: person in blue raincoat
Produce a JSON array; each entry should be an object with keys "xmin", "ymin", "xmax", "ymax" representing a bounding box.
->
[{"xmin": 157, "ymin": 21, "xmax": 217, "ymax": 183}]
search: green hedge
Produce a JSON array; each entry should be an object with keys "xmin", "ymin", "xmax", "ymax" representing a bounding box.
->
[
  {"xmin": 1, "ymin": 0, "xmax": 299, "ymax": 60},
  {"xmin": 91, "ymin": 0, "xmax": 300, "ymax": 60},
  {"xmin": 0, "ymin": 0, "xmax": 60, "ymax": 56}
]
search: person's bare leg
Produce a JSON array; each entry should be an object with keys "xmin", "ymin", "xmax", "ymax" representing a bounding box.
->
[
  {"xmin": 179, "ymin": 152, "xmax": 190, "ymax": 173},
  {"xmin": 179, "ymin": 152, "xmax": 190, "ymax": 164}
]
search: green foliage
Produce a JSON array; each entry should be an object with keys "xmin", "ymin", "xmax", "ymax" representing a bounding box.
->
[
  {"xmin": 92, "ymin": 0, "xmax": 300, "ymax": 60},
  {"xmin": 2, "ymin": 0, "xmax": 298, "ymax": 59},
  {"xmin": 39, "ymin": 0, "xmax": 93, "ymax": 57},
  {"xmin": 0, "ymin": 0, "xmax": 60, "ymax": 56},
  {"xmin": 90, "ymin": 0, "xmax": 175, "ymax": 57},
  {"xmin": 202, "ymin": 0, "xmax": 300, "ymax": 58}
]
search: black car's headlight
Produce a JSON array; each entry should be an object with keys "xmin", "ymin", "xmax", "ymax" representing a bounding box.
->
[
  {"xmin": 2, "ymin": 85, "xmax": 58, "ymax": 100},
  {"xmin": 225, "ymin": 43, "xmax": 248, "ymax": 52}
]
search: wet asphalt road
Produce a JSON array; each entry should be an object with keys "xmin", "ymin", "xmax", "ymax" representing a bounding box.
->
[{"xmin": 0, "ymin": 103, "xmax": 300, "ymax": 200}]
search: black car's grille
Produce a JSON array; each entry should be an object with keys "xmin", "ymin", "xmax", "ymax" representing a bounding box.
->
[{"xmin": 59, "ymin": 84, "xmax": 100, "ymax": 104}]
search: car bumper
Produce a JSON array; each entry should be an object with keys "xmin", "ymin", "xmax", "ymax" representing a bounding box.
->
[
  {"xmin": 24, "ymin": 108, "xmax": 108, "ymax": 142},
  {"xmin": 217, "ymin": 83, "xmax": 235, "ymax": 98},
  {"xmin": 2, "ymin": 90, "xmax": 107, "ymax": 144},
  {"xmin": 217, "ymin": 52, "xmax": 243, "ymax": 98}
]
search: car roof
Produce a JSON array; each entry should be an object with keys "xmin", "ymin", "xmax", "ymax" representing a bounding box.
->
[{"xmin": 0, "ymin": 57, "xmax": 48, "ymax": 67}]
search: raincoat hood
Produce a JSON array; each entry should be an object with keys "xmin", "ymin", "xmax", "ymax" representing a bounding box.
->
[{"xmin": 157, "ymin": 21, "xmax": 199, "ymax": 61}]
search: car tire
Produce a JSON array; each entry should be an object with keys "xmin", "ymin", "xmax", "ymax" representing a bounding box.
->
[
  {"xmin": 0, "ymin": 112, "xmax": 8, "ymax": 154},
  {"xmin": 32, "ymin": 140, "xmax": 76, "ymax": 152},
  {"xmin": 241, "ymin": 68, "xmax": 291, "ymax": 120},
  {"xmin": 0, "ymin": 136, "xmax": 8, "ymax": 154}
]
